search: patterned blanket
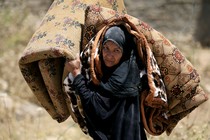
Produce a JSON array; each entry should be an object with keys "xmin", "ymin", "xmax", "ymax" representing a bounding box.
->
[
  {"xmin": 18, "ymin": 0, "xmax": 126, "ymax": 128},
  {"xmin": 76, "ymin": 5, "xmax": 208, "ymax": 136},
  {"xmin": 19, "ymin": 0, "xmax": 208, "ymax": 136}
]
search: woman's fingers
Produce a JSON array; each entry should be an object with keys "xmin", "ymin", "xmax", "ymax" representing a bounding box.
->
[{"xmin": 65, "ymin": 53, "xmax": 81, "ymax": 76}]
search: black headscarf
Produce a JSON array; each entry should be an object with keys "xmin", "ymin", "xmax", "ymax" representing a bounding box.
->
[
  {"xmin": 102, "ymin": 25, "xmax": 132, "ymax": 62},
  {"xmin": 99, "ymin": 25, "xmax": 142, "ymax": 98}
]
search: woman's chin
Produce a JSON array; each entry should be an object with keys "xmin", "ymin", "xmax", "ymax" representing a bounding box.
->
[{"xmin": 105, "ymin": 62, "xmax": 115, "ymax": 67}]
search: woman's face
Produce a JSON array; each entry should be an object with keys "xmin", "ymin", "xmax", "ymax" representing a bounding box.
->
[{"xmin": 102, "ymin": 40, "xmax": 123, "ymax": 67}]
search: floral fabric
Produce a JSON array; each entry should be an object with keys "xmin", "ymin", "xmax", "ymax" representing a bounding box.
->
[
  {"xmin": 82, "ymin": 5, "xmax": 208, "ymax": 136},
  {"xmin": 19, "ymin": 0, "xmax": 126, "ymax": 124},
  {"xmin": 19, "ymin": 0, "xmax": 208, "ymax": 136}
]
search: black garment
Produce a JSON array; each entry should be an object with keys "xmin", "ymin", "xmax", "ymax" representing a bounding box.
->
[
  {"xmin": 73, "ymin": 74, "xmax": 147, "ymax": 140},
  {"xmin": 102, "ymin": 25, "xmax": 133, "ymax": 62},
  {"xmin": 73, "ymin": 25, "xmax": 147, "ymax": 140},
  {"xmin": 99, "ymin": 50, "xmax": 142, "ymax": 98},
  {"xmin": 99, "ymin": 25, "xmax": 144, "ymax": 98}
]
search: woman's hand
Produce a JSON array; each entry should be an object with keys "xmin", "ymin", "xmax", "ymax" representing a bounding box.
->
[{"xmin": 65, "ymin": 55, "xmax": 81, "ymax": 78}]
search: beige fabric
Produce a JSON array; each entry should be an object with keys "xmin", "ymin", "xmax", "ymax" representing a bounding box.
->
[
  {"xmin": 82, "ymin": 5, "xmax": 208, "ymax": 136},
  {"xmin": 19, "ymin": 0, "xmax": 208, "ymax": 136},
  {"xmin": 19, "ymin": 0, "xmax": 126, "ymax": 125}
]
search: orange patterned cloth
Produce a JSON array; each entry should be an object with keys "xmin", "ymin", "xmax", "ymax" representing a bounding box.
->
[{"xmin": 81, "ymin": 5, "xmax": 208, "ymax": 135}]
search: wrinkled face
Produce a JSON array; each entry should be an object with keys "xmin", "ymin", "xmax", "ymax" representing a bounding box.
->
[{"xmin": 102, "ymin": 40, "xmax": 123, "ymax": 67}]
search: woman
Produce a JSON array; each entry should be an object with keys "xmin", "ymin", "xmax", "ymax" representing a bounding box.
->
[{"xmin": 65, "ymin": 26, "xmax": 147, "ymax": 140}]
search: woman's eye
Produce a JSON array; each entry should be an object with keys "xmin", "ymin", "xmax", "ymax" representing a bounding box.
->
[
  {"xmin": 103, "ymin": 47, "xmax": 109, "ymax": 52},
  {"xmin": 114, "ymin": 49, "xmax": 122, "ymax": 54}
]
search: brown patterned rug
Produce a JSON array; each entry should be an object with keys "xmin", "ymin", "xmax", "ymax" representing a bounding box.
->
[{"xmin": 19, "ymin": 0, "xmax": 208, "ymax": 136}]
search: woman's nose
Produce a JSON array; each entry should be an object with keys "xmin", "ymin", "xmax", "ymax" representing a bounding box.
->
[{"xmin": 106, "ymin": 52, "xmax": 114, "ymax": 59}]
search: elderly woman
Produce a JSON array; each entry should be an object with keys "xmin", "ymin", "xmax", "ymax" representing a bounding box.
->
[{"xmin": 65, "ymin": 26, "xmax": 147, "ymax": 140}]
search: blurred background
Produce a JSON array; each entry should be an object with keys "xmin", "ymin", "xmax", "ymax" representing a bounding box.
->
[{"xmin": 0, "ymin": 0, "xmax": 209, "ymax": 140}]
